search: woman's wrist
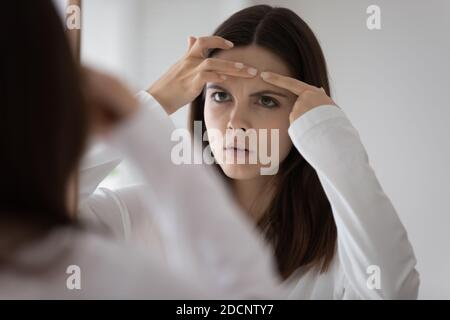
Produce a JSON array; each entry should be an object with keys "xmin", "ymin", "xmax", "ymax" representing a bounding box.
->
[{"xmin": 146, "ymin": 86, "xmax": 175, "ymax": 115}]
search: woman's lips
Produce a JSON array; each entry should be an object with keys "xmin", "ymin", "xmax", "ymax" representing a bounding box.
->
[
  {"xmin": 223, "ymin": 146, "xmax": 252, "ymax": 153},
  {"xmin": 223, "ymin": 147, "xmax": 252, "ymax": 163}
]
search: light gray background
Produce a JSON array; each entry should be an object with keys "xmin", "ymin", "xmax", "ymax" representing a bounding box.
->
[{"xmin": 72, "ymin": 0, "xmax": 449, "ymax": 299}]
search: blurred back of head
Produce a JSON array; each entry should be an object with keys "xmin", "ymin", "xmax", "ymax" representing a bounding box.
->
[{"xmin": 0, "ymin": 0, "xmax": 88, "ymax": 228}]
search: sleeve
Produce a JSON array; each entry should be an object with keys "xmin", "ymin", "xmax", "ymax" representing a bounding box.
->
[
  {"xmin": 288, "ymin": 105, "xmax": 420, "ymax": 299},
  {"xmin": 104, "ymin": 91, "xmax": 285, "ymax": 299},
  {"xmin": 77, "ymin": 92, "xmax": 167, "ymax": 245},
  {"xmin": 78, "ymin": 144, "xmax": 121, "ymax": 205}
]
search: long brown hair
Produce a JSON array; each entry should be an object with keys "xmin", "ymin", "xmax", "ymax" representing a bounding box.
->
[
  {"xmin": 189, "ymin": 5, "xmax": 337, "ymax": 279},
  {"xmin": 0, "ymin": 1, "xmax": 87, "ymax": 242}
]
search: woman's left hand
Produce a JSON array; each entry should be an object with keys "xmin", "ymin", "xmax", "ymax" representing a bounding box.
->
[{"xmin": 260, "ymin": 71, "xmax": 337, "ymax": 124}]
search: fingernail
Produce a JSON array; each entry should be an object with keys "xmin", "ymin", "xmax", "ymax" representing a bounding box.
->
[
  {"xmin": 225, "ymin": 40, "xmax": 234, "ymax": 47},
  {"xmin": 234, "ymin": 62, "xmax": 244, "ymax": 69},
  {"xmin": 260, "ymin": 72, "xmax": 269, "ymax": 79},
  {"xmin": 248, "ymin": 67, "xmax": 258, "ymax": 76}
]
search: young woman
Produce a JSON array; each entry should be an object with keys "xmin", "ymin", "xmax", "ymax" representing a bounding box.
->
[
  {"xmin": 0, "ymin": 1, "xmax": 282, "ymax": 299},
  {"xmin": 151, "ymin": 5, "xmax": 420, "ymax": 299},
  {"xmin": 81, "ymin": 5, "xmax": 419, "ymax": 299}
]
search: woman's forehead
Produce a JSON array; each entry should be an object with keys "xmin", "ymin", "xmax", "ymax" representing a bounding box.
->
[{"xmin": 214, "ymin": 45, "xmax": 292, "ymax": 77}]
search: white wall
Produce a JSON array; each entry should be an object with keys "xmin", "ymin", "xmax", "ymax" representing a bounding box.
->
[
  {"xmin": 249, "ymin": 0, "xmax": 450, "ymax": 299},
  {"xmin": 80, "ymin": 0, "xmax": 450, "ymax": 298}
]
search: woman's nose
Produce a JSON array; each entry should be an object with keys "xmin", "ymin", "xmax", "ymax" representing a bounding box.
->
[{"xmin": 227, "ymin": 103, "xmax": 250, "ymax": 131}]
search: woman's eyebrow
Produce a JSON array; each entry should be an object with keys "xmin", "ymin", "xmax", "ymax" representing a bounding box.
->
[
  {"xmin": 205, "ymin": 84, "xmax": 288, "ymax": 98},
  {"xmin": 206, "ymin": 84, "xmax": 228, "ymax": 92},
  {"xmin": 249, "ymin": 90, "xmax": 288, "ymax": 98}
]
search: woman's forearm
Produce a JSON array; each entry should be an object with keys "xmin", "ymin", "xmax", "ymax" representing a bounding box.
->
[{"xmin": 288, "ymin": 105, "xmax": 419, "ymax": 299}]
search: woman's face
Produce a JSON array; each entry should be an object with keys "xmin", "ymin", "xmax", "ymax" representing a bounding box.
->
[{"xmin": 204, "ymin": 45, "xmax": 297, "ymax": 180}]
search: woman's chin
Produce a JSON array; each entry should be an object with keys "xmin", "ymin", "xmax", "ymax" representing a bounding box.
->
[{"xmin": 219, "ymin": 163, "xmax": 262, "ymax": 180}]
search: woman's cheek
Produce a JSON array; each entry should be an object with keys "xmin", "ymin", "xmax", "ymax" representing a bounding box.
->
[
  {"xmin": 204, "ymin": 103, "xmax": 225, "ymax": 158},
  {"xmin": 204, "ymin": 103, "xmax": 219, "ymax": 131},
  {"xmin": 276, "ymin": 116, "xmax": 293, "ymax": 161},
  {"xmin": 279, "ymin": 130, "xmax": 293, "ymax": 161},
  {"xmin": 204, "ymin": 102, "xmax": 221, "ymax": 125},
  {"xmin": 265, "ymin": 118, "xmax": 292, "ymax": 164}
]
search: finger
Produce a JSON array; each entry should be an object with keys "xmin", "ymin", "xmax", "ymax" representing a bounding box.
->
[
  {"xmin": 189, "ymin": 36, "xmax": 234, "ymax": 58},
  {"xmin": 187, "ymin": 36, "xmax": 197, "ymax": 51},
  {"xmin": 197, "ymin": 58, "xmax": 258, "ymax": 78},
  {"xmin": 260, "ymin": 71, "xmax": 318, "ymax": 96},
  {"xmin": 194, "ymin": 70, "xmax": 228, "ymax": 85}
]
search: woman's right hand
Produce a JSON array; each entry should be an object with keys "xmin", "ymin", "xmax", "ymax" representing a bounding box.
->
[
  {"xmin": 147, "ymin": 36, "xmax": 258, "ymax": 115},
  {"xmin": 82, "ymin": 68, "xmax": 139, "ymax": 134}
]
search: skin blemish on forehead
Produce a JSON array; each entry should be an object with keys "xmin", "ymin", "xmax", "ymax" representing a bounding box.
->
[
  {"xmin": 211, "ymin": 45, "xmax": 297, "ymax": 101},
  {"xmin": 214, "ymin": 44, "xmax": 290, "ymax": 74}
]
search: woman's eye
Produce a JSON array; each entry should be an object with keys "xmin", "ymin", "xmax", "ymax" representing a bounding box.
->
[
  {"xmin": 258, "ymin": 96, "xmax": 279, "ymax": 108},
  {"xmin": 211, "ymin": 91, "xmax": 232, "ymax": 103}
]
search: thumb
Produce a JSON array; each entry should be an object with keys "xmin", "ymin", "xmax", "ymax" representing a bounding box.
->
[{"xmin": 187, "ymin": 36, "xmax": 197, "ymax": 52}]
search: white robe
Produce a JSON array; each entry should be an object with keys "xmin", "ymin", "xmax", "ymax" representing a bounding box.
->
[
  {"xmin": 0, "ymin": 91, "xmax": 418, "ymax": 299},
  {"xmin": 78, "ymin": 91, "xmax": 419, "ymax": 299}
]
